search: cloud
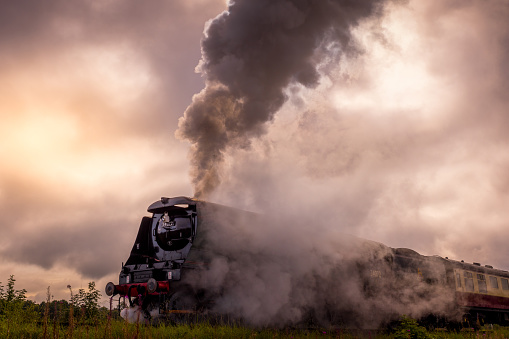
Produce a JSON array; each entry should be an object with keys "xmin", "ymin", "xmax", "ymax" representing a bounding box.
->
[{"xmin": 0, "ymin": 0, "xmax": 225, "ymax": 301}]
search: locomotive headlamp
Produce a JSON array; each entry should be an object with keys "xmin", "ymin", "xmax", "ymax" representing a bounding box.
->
[
  {"xmin": 105, "ymin": 282, "xmax": 115, "ymax": 296},
  {"xmin": 158, "ymin": 212, "xmax": 177, "ymax": 231},
  {"xmin": 147, "ymin": 278, "xmax": 157, "ymax": 293}
]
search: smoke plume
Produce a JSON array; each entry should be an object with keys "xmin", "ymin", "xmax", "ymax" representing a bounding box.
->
[
  {"xmin": 176, "ymin": 0, "xmax": 390, "ymax": 198},
  {"xmin": 173, "ymin": 0, "xmax": 509, "ymax": 326}
]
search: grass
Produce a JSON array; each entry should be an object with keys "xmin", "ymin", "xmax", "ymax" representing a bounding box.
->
[
  {"xmin": 3, "ymin": 317, "xmax": 509, "ymax": 339},
  {"xmin": 0, "ymin": 318, "xmax": 341, "ymax": 339},
  {"xmin": 4, "ymin": 277, "xmax": 509, "ymax": 338}
]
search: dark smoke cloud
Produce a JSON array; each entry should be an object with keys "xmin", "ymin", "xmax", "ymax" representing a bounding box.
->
[{"xmin": 177, "ymin": 0, "xmax": 392, "ymax": 198}]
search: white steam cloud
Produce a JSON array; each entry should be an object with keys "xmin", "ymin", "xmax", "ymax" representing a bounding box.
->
[
  {"xmin": 173, "ymin": 0, "xmax": 509, "ymax": 327},
  {"xmin": 180, "ymin": 204, "xmax": 459, "ymax": 327}
]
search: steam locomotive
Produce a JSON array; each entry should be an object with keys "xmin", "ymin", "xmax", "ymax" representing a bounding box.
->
[
  {"xmin": 105, "ymin": 196, "xmax": 253, "ymax": 319},
  {"xmin": 105, "ymin": 196, "xmax": 509, "ymax": 327}
]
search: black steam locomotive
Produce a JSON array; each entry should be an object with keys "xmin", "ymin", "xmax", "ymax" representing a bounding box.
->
[
  {"xmin": 105, "ymin": 196, "xmax": 254, "ymax": 318},
  {"xmin": 106, "ymin": 196, "xmax": 509, "ymax": 327}
]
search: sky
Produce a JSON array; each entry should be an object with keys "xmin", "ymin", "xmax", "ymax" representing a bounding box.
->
[{"xmin": 1, "ymin": 0, "xmax": 509, "ymax": 305}]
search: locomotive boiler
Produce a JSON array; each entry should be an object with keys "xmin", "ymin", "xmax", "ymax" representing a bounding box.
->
[{"xmin": 106, "ymin": 196, "xmax": 509, "ymax": 327}]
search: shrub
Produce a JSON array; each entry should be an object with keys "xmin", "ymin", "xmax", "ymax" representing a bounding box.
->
[{"xmin": 394, "ymin": 315, "xmax": 430, "ymax": 339}]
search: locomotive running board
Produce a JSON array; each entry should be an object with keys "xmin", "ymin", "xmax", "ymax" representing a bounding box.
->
[{"xmin": 161, "ymin": 310, "xmax": 196, "ymax": 314}]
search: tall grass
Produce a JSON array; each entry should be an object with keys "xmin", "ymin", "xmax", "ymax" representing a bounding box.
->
[
  {"xmin": 42, "ymin": 286, "xmax": 50, "ymax": 339},
  {"xmin": 3, "ymin": 315, "xmax": 509, "ymax": 339},
  {"xmin": 4, "ymin": 277, "xmax": 509, "ymax": 338},
  {"xmin": 1, "ymin": 278, "xmax": 509, "ymax": 338}
]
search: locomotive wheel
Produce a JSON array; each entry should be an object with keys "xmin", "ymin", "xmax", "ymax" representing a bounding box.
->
[
  {"xmin": 166, "ymin": 291, "xmax": 198, "ymax": 324},
  {"xmin": 168, "ymin": 291, "xmax": 197, "ymax": 311}
]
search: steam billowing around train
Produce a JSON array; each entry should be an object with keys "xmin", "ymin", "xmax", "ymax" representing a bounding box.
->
[{"xmin": 106, "ymin": 197, "xmax": 509, "ymax": 328}]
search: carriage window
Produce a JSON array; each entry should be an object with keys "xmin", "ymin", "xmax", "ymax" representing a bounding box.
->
[
  {"xmin": 502, "ymin": 278, "xmax": 509, "ymax": 290},
  {"xmin": 477, "ymin": 274, "xmax": 487, "ymax": 293},
  {"xmin": 464, "ymin": 272, "xmax": 474, "ymax": 292},
  {"xmin": 489, "ymin": 276, "xmax": 499, "ymax": 289},
  {"xmin": 456, "ymin": 273, "xmax": 462, "ymax": 288}
]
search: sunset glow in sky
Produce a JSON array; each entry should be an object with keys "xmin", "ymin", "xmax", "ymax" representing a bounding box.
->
[{"xmin": 1, "ymin": 0, "xmax": 509, "ymax": 304}]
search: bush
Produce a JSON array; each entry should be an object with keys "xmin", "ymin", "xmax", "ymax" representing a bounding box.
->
[
  {"xmin": 0, "ymin": 275, "xmax": 40, "ymax": 336},
  {"xmin": 394, "ymin": 315, "xmax": 430, "ymax": 339},
  {"xmin": 71, "ymin": 281, "xmax": 102, "ymax": 322}
]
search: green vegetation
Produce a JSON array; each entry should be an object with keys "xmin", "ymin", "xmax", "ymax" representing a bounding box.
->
[
  {"xmin": 393, "ymin": 316, "xmax": 429, "ymax": 339},
  {"xmin": 0, "ymin": 276, "xmax": 109, "ymax": 338},
  {"xmin": 2, "ymin": 276, "xmax": 509, "ymax": 338}
]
